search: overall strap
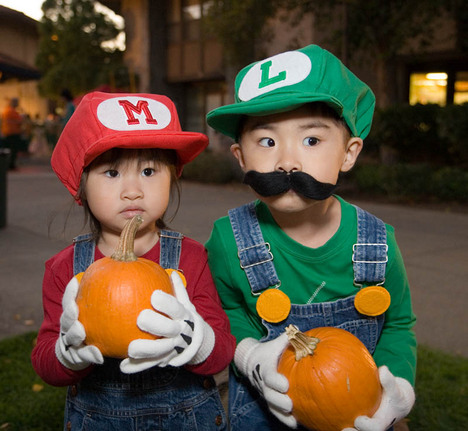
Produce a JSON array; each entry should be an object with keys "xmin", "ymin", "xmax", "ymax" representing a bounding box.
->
[
  {"xmin": 72, "ymin": 233, "xmax": 95, "ymax": 276},
  {"xmin": 159, "ymin": 229, "xmax": 183, "ymax": 270},
  {"xmin": 228, "ymin": 202, "xmax": 280, "ymax": 293},
  {"xmin": 352, "ymin": 206, "xmax": 388, "ymax": 285}
]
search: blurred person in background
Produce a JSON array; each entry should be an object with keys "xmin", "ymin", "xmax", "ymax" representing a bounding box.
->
[{"xmin": 1, "ymin": 97, "xmax": 23, "ymax": 169}]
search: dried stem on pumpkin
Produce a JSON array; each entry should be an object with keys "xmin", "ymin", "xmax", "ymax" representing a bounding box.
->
[
  {"xmin": 111, "ymin": 215, "xmax": 142, "ymax": 262},
  {"xmin": 285, "ymin": 324, "xmax": 320, "ymax": 361}
]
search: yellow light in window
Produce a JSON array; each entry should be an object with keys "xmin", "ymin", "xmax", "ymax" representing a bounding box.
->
[{"xmin": 426, "ymin": 73, "xmax": 447, "ymax": 80}]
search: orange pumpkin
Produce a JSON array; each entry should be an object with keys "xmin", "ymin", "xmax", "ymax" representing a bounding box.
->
[
  {"xmin": 277, "ymin": 325, "xmax": 382, "ymax": 431},
  {"xmin": 75, "ymin": 215, "xmax": 173, "ymax": 358}
]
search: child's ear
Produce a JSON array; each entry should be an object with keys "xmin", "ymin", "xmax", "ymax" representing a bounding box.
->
[
  {"xmin": 341, "ymin": 137, "xmax": 363, "ymax": 172},
  {"xmin": 230, "ymin": 143, "xmax": 246, "ymax": 170}
]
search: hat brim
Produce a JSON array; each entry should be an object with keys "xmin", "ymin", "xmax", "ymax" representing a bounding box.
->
[
  {"xmin": 53, "ymin": 130, "xmax": 208, "ymax": 198},
  {"xmin": 207, "ymin": 92, "xmax": 345, "ymax": 140},
  {"xmin": 83, "ymin": 131, "xmax": 208, "ymax": 169}
]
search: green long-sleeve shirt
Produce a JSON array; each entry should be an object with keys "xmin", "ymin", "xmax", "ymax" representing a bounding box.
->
[{"xmin": 206, "ymin": 196, "xmax": 417, "ymax": 385}]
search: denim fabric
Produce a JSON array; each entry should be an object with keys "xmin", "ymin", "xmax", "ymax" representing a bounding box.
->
[
  {"xmin": 353, "ymin": 206, "xmax": 387, "ymax": 284},
  {"xmin": 228, "ymin": 202, "xmax": 388, "ymax": 431},
  {"xmin": 229, "ymin": 296, "xmax": 385, "ymax": 431},
  {"xmin": 158, "ymin": 230, "xmax": 183, "ymax": 270},
  {"xmin": 65, "ymin": 360, "xmax": 227, "ymax": 431},
  {"xmin": 73, "ymin": 233, "xmax": 94, "ymax": 275},
  {"xmin": 229, "ymin": 202, "xmax": 280, "ymax": 292},
  {"xmin": 262, "ymin": 296, "xmax": 384, "ymax": 351},
  {"xmin": 68, "ymin": 232, "xmax": 227, "ymax": 430}
]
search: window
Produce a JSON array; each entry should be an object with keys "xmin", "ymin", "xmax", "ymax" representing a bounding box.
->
[
  {"xmin": 454, "ymin": 71, "xmax": 468, "ymax": 104},
  {"xmin": 167, "ymin": 0, "xmax": 222, "ymax": 81},
  {"xmin": 409, "ymin": 72, "xmax": 447, "ymax": 106},
  {"xmin": 409, "ymin": 70, "xmax": 468, "ymax": 106}
]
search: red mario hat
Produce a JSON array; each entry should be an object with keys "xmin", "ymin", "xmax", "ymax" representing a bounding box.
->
[{"xmin": 51, "ymin": 91, "xmax": 208, "ymax": 199}]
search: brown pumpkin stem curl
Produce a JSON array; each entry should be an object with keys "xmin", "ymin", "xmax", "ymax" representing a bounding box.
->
[
  {"xmin": 285, "ymin": 324, "xmax": 320, "ymax": 361},
  {"xmin": 111, "ymin": 215, "xmax": 143, "ymax": 262}
]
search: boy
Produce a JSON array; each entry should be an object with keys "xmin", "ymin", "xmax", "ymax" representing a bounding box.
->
[{"xmin": 205, "ymin": 45, "xmax": 416, "ymax": 431}]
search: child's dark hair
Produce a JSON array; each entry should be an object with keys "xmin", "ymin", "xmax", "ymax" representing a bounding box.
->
[
  {"xmin": 77, "ymin": 148, "xmax": 180, "ymax": 241},
  {"xmin": 237, "ymin": 102, "xmax": 351, "ymax": 141}
]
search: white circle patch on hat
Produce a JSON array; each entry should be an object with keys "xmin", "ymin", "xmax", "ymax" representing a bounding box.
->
[
  {"xmin": 97, "ymin": 96, "xmax": 172, "ymax": 131},
  {"xmin": 238, "ymin": 51, "xmax": 312, "ymax": 102}
]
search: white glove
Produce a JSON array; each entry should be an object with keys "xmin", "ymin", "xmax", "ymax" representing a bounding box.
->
[
  {"xmin": 120, "ymin": 272, "xmax": 215, "ymax": 374},
  {"xmin": 234, "ymin": 334, "xmax": 297, "ymax": 429},
  {"xmin": 342, "ymin": 366, "xmax": 415, "ymax": 431},
  {"xmin": 55, "ymin": 277, "xmax": 104, "ymax": 370}
]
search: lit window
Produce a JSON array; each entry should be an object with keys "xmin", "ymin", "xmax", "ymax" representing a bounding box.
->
[
  {"xmin": 454, "ymin": 71, "xmax": 468, "ymax": 104},
  {"xmin": 409, "ymin": 72, "xmax": 447, "ymax": 106}
]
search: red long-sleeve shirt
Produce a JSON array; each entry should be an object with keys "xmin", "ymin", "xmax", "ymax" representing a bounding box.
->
[{"xmin": 31, "ymin": 236, "xmax": 236, "ymax": 386}]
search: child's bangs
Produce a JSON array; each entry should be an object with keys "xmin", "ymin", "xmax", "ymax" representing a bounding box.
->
[{"xmin": 89, "ymin": 148, "xmax": 178, "ymax": 170}]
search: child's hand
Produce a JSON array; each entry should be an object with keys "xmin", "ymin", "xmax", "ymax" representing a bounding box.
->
[
  {"xmin": 55, "ymin": 277, "xmax": 104, "ymax": 370},
  {"xmin": 120, "ymin": 272, "xmax": 215, "ymax": 374},
  {"xmin": 234, "ymin": 335, "xmax": 297, "ymax": 429},
  {"xmin": 342, "ymin": 365, "xmax": 415, "ymax": 431}
]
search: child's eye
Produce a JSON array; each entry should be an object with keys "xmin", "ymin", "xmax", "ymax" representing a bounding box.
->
[
  {"xmin": 105, "ymin": 169, "xmax": 119, "ymax": 178},
  {"xmin": 142, "ymin": 167, "xmax": 155, "ymax": 177},
  {"xmin": 303, "ymin": 137, "xmax": 319, "ymax": 147},
  {"xmin": 259, "ymin": 138, "xmax": 275, "ymax": 147}
]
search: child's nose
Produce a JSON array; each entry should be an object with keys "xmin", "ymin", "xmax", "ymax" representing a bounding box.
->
[
  {"xmin": 275, "ymin": 147, "xmax": 302, "ymax": 173},
  {"xmin": 121, "ymin": 179, "xmax": 143, "ymax": 200}
]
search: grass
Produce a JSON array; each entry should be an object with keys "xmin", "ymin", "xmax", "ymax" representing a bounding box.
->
[{"xmin": 0, "ymin": 332, "xmax": 467, "ymax": 430}]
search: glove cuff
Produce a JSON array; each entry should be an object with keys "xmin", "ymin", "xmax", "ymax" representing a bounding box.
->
[
  {"xmin": 188, "ymin": 320, "xmax": 215, "ymax": 365},
  {"xmin": 55, "ymin": 337, "xmax": 89, "ymax": 371},
  {"xmin": 234, "ymin": 337, "xmax": 259, "ymax": 376}
]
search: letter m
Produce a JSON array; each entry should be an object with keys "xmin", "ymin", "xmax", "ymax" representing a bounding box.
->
[{"xmin": 118, "ymin": 100, "xmax": 158, "ymax": 125}]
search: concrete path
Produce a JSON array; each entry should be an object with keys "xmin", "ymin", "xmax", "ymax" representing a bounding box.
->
[{"xmin": 1, "ymin": 163, "xmax": 467, "ymax": 358}]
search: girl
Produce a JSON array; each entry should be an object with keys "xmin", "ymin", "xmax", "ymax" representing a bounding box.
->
[{"xmin": 31, "ymin": 92, "xmax": 236, "ymax": 430}]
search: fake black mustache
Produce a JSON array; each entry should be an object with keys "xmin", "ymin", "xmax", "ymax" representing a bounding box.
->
[{"xmin": 243, "ymin": 170, "xmax": 337, "ymax": 200}]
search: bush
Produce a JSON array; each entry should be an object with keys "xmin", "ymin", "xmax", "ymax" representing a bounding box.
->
[
  {"xmin": 437, "ymin": 103, "xmax": 468, "ymax": 167},
  {"xmin": 369, "ymin": 104, "xmax": 447, "ymax": 165},
  {"xmin": 351, "ymin": 163, "xmax": 468, "ymax": 203},
  {"xmin": 182, "ymin": 150, "xmax": 242, "ymax": 183},
  {"xmin": 368, "ymin": 103, "xmax": 468, "ymax": 168},
  {"xmin": 432, "ymin": 167, "xmax": 468, "ymax": 201}
]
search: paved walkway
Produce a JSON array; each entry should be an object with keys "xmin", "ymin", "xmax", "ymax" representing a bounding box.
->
[{"xmin": 1, "ymin": 161, "xmax": 467, "ymax": 358}]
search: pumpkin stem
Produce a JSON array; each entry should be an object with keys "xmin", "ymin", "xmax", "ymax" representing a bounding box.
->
[
  {"xmin": 111, "ymin": 215, "xmax": 143, "ymax": 262},
  {"xmin": 285, "ymin": 324, "xmax": 320, "ymax": 361}
]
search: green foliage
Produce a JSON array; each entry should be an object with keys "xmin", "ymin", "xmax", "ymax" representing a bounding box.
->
[
  {"xmin": 36, "ymin": 0, "xmax": 128, "ymax": 98},
  {"xmin": 409, "ymin": 345, "xmax": 468, "ymax": 430},
  {"xmin": 437, "ymin": 103, "xmax": 468, "ymax": 166},
  {"xmin": 205, "ymin": 0, "xmax": 281, "ymax": 67},
  {"xmin": 369, "ymin": 104, "xmax": 448, "ymax": 164},
  {"xmin": 1, "ymin": 333, "xmax": 466, "ymax": 430},
  {"xmin": 283, "ymin": 0, "xmax": 446, "ymax": 60},
  {"xmin": 0, "ymin": 332, "xmax": 67, "ymax": 430},
  {"xmin": 182, "ymin": 150, "xmax": 242, "ymax": 184},
  {"xmin": 368, "ymin": 103, "xmax": 468, "ymax": 168},
  {"xmin": 351, "ymin": 163, "xmax": 468, "ymax": 203}
]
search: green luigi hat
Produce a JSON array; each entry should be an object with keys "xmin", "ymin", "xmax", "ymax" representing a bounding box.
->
[{"xmin": 207, "ymin": 44, "xmax": 375, "ymax": 140}]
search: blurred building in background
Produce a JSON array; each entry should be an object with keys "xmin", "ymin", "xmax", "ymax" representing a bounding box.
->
[
  {"xmin": 3, "ymin": 1, "xmax": 466, "ymax": 149},
  {"xmin": 100, "ymin": 0, "xmax": 468, "ymax": 149},
  {"xmin": 0, "ymin": 6, "xmax": 47, "ymax": 121}
]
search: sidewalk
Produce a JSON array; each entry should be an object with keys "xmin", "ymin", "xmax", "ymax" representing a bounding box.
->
[{"xmin": 1, "ymin": 161, "xmax": 467, "ymax": 358}]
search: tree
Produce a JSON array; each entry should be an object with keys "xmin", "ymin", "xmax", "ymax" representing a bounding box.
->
[
  {"xmin": 36, "ymin": 0, "xmax": 128, "ymax": 98},
  {"xmin": 205, "ymin": 0, "xmax": 450, "ymax": 107},
  {"xmin": 276, "ymin": 0, "xmax": 448, "ymax": 107},
  {"xmin": 206, "ymin": 0, "xmax": 280, "ymax": 69}
]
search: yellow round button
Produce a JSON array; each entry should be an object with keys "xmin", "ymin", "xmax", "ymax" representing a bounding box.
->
[
  {"xmin": 256, "ymin": 289, "xmax": 291, "ymax": 323},
  {"xmin": 355, "ymin": 286, "xmax": 391, "ymax": 316}
]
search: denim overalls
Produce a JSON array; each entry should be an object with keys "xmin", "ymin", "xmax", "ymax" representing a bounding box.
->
[
  {"xmin": 64, "ymin": 230, "xmax": 227, "ymax": 431},
  {"xmin": 227, "ymin": 202, "xmax": 388, "ymax": 431}
]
